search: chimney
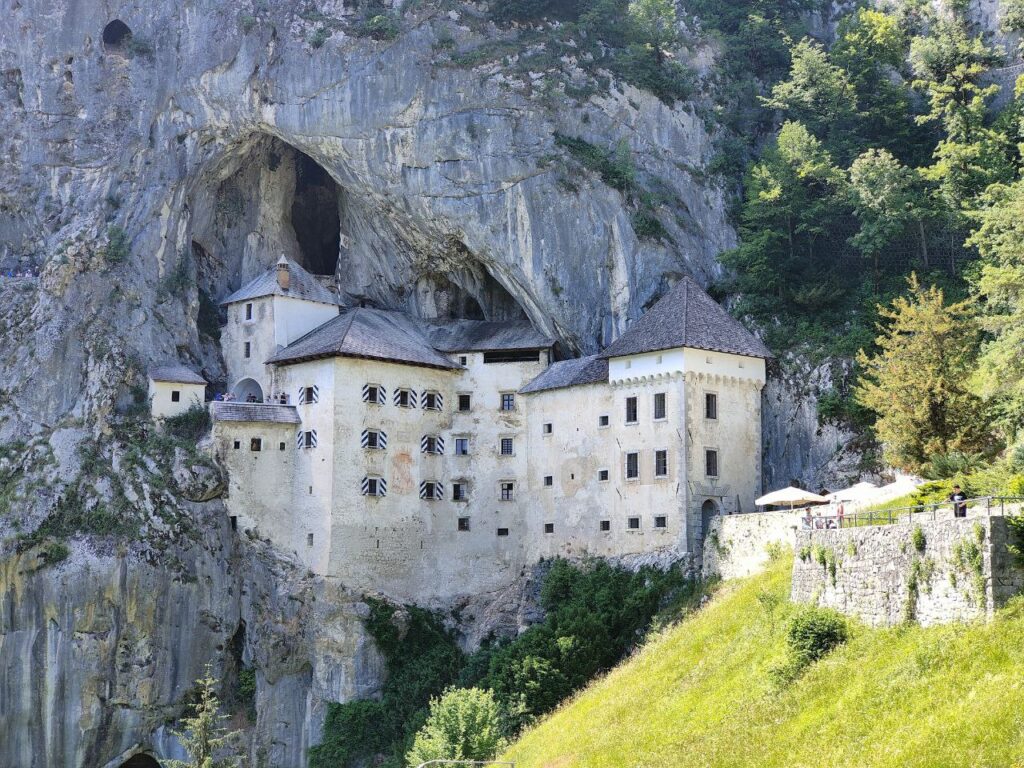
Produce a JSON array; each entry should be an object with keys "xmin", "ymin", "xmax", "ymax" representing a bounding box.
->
[{"xmin": 276, "ymin": 255, "xmax": 290, "ymax": 290}]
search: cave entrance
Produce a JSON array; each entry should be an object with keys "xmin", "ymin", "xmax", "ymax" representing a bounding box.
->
[
  {"xmin": 102, "ymin": 20, "xmax": 133, "ymax": 52},
  {"xmin": 119, "ymin": 754, "xmax": 161, "ymax": 768},
  {"xmin": 290, "ymin": 152, "xmax": 341, "ymax": 276}
]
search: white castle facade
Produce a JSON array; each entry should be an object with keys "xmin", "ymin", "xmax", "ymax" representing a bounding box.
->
[{"xmin": 186, "ymin": 257, "xmax": 768, "ymax": 602}]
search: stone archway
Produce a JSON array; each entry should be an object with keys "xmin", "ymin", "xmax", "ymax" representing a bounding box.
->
[
  {"xmin": 120, "ymin": 754, "xmax": 162, "ymax": 768},
  {"xmin": 233, "ymin": 377, "xmax": 264, "ymax": 403},
  {"xmin": 701, "ymin": 498, "xmax": 720, "ymax": 542}
]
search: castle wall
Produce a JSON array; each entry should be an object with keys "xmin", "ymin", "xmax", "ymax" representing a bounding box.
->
[
  {"xmin": 148, "ymin": 380, "xmax": 205, "ymax": 419},
  {"xmin": 272, "ymin": 296, "xmax": 338, "ymax": 351},
  {"xmin": 221, "ymin": 297, "xmax": 277, "ymax": 398}
]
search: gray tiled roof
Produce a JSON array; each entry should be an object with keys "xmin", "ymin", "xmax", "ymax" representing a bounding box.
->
[
  {"xmin": 420, "ymin": 318, "xmax": 553, "ymax": 352},
  {"xmin": 521, "ymin": 355, "xmax": 608, "ymax": 394},
  {"xmin": 148, "ymin": 364, "xmax": 207, "ymax": 385},
  {"xmin": 266, "ymin": 308, "xmax": 460, "ymax": 370},
  {"xmin": 211, "ymin": 401, "xmax": 301, "ymax": 424},
  {"xmin": 220, "ymin": 257, "xmax": 339, "ymax": 307},
  {"xmin": 600, "ymin": 277, "xmax": 771, "ymax": 360}
]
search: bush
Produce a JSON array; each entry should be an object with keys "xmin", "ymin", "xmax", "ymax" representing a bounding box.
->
[
  {"xmin": 631, "ymin": 209, "xmax": 668, "ymax": 241},
  {"xmin": 405, "ymin": 688, "xmax": 506, "ymax": 766},
  {"xmin": 357, "ymin": 13, "xmax": 400, "ymax": 41},
  {"xmin": 163, "ymin": 405, "xmax": 211, "ymax": 443},
  {"xmin": 785, "ymin": 606, "xmax": 848, "ymax": 667},
  {"xmin": 911, "ymin": 525, "xmax": 927, "ymax": 553},
  {"xmin": 309, "ymin": 26, "xmax": 330, "ymax": 49},
  {"xmin": 105, "ymin": 226, "xmax": 130, "ymax": 264}
]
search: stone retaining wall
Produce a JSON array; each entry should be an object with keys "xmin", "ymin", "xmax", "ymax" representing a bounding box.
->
[
  {"xmin": 791, "ymin": 514, "xmax": 1024, "ymax": 626},
  {"xmin": 703, "ymin": 511, "xmax": 799, "ymax": 579}
]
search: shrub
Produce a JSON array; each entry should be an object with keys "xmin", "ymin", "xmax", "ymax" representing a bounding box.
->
[
  {"xmin": 163, "ymin": 405, "xmax": 211, "ymax": 443},
  {"xmin": 1007, "ymin": 515, "xmax": 1024, "ymax": 568},
  {"xmin": 785, "ymin": 606, "xmax": 848, "ymax": 667},
  {"xmin": 911, "ymin": 525, "xmax": 927, "ymax": 553},
  {"xmin": 358, "ymin": 13, "xmax": 400, "ymax": 41},
  {"xmin": 105, "ymin": 226, "xmax": 130, "ymax": 264},
  {"xmin": 37, "ymin": 539, "xmax": 70, "ymax": 567},
  {"xmin": 631, "ymin": 209, "xmax": 668, "ymax": 241},
  {"xmin": 309, "ymin": 26, "xmax": 330, "ymax": 49},
  {"xmin": 405, "ymin": 687, "xmax": 506, "ymax": 766},
  {"xmin": 239, "ymin": 13, "xmax": 256, "ymax": 33}
]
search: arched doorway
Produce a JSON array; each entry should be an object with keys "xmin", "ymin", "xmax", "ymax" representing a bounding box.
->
[
  {"xmin": 120, "ymin": 754, "xmax": 161, "ymax": 768},
  {"xmin": 102, "ymin": 20, "xmax": 133, "ymax": 52},
  {"xmin": 701, "ymin": 499, "xmax": 719, "ymax": 541},
  {"xmin": 233, "ymin": 377, "xmax": 264, "ymax": 403}
]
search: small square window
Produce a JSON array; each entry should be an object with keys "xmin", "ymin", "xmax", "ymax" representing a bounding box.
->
[
  {"xmin": 396, "ymin": 389, "xmax": 412, "ymax": 408},
  {"xmin": 366, "ymin": 430, "xmax": 381, "ymax": 449},
  {"xmin": 245, "ymin": 302, "xmax": 253, "ymax": 320},
  {"xmin": 423, "ymin": 435, "xmax": 441, "ymax": 454},
  {"xmin": 598, "ymin": 469, "xmax": 609, "ymax": 482},
  {"xmin": 171, "ymin": 390, "xmax": 181, "ymax": 403},
  {"xmin": 599, "ymin": 414, "xmax": 609, "ymax": 427},
  {"xmin": 500, "ymin": 437, "xmax": 514, "ymax": 456},
  {"xmin": 423, "ymin": 392, "xmax": 441, "ymax": 411},
  {"xmin": 501, "ymin": 393, "xmax": 516, "ymax": 411},
  {"xmin": 250, "ymin": 438, "xmax": 262, "ymax": 452},
  {"xmin": 455, "ymin": 437, "xmax": 470, "ymax": 456},
  {"xmin": 654, "ymin": 516, "xmax": 667, "ymax": 528},
  {"xmin": 453, "ymin": 482, "xmax": 468, "ymax": 501},
  {"xmin": 542, "ymin": 422, "xmax": 552, "ymax": 435},
  {"xmin": 364, "ymin": 385, "xmax": 383, "ymax": 405},
  {"xmin": 655, "ymin": 449, "xmax": 668, "ymax": 478},
  {"xmin": 364, "ymin": 477, "xmax": 385, "ymax": 497},
  {"xmin": 458, "ymin": 393, "xmax": 472, "ymax": 412},
  {"xmin": 705, "ymin": 392, "xmax": 718, "ymax": 420},
  {"xmin": 458, "ymin": 517, "xmax": 470, "ymax": 532},
  {"xmin": 303, "ymin": 386, "xmax": 316, "ymax": 404},
  {"xmin": 500, "ymin": 481, "xmax": 515, "ymax": 501},
  {"xmin": 279, "ymin": 442, "xmax": 286, "ymax": 451},
  {"xmin": 544, "ymin": 523, "xmax": 554, "ymax": 534},
  {"xmin": 307, "ymin": 533, "xmax": 314, "ymax": 546},
  {"xmin": 232, "ymin": 440, "xmax": 240, "ymax": 450},
  {"xmin": 497, "ymin": 527, "xmax": 510, "ymax": 537},
  {"xmin": 628, "ymin": 516, "xmax": 640, "ymax": 530},
  {"xmin": 653, "ymin": 392, "xmax": 666, "ymax": 420},
  {"xmin": 625, "ymin": 396, "xmax": 638, "ymax": 424},
  {"xmin": 600, "ymin": 519, "xmax": 611, "ymax": 532},
  {"xmin": 543, "ymin": 475, "xmax": 553, "ymax": 487},
  {"xmin": 705, "ymin": 449, "xmax": 719, "ymax": 478},
  {"xmin": 625, "ymin": 452, "xmax": 639, "ymax": 479},
  {"xmin": 421, "ymin": 481, "xmax": 439, "ymax": 500},
  {"xmin": 244, "ymin": 342, "xmax": 251, "ymax": 359},
  {"xmin": 459, "ymin": 355, "xmax": 468, "ymax": 366}
]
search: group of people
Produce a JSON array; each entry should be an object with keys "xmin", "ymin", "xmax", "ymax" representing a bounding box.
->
[
  {"xmin": 2, "ymin": 265, "xmax": 40, "ymax": 279},
  {"xmin": 215, "ymin": 392, "xmax": 260, "ymax": 403}
]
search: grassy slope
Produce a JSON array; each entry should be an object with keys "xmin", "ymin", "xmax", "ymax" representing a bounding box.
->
[{"xmin": 504, "ymin": 558, "xmax": 1024, "ymax": 768}]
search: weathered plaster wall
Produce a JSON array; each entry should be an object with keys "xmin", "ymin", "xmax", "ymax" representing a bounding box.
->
[
  {"xmin": 792, "ymin": 514, "xmax": 1024, "ymax": 626},
  {"xmin": 149, "ymin": 379, "xmax": 205, "ymax": 419}
]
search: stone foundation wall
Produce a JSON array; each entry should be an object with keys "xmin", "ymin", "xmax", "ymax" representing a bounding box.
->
[
  {"xmin": 792, "ymin": 515, "xmax": 1024, "ymax": 626},
  {"xmin": 702, "ymin": 511, "xmax": 799, "ymax": 579}
]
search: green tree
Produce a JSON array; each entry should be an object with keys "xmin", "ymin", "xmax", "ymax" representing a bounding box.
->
[
  {"xmin": 628, "ymin": 0, "xmax": 677, "ymax": 61},
  {"xmin": 405, "ymin": 688, "xmax": 506, "ymax": 767},
  {"xmin": 166, "ymin": 665, "xmax": 243, "ymax": 768},
  {"xmin": 854, "ymin": 275, "xmax": 994, "ymax": 473}
]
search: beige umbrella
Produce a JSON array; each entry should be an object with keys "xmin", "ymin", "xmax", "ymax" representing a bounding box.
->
[{"xmin": 755, "ymin": 486, "xmax": 830, "ymax": 510}]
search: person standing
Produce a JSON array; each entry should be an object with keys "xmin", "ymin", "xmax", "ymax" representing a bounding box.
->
[{"xmin": 949, "ymin": 484, "xmax": 967, "ymax": 518}]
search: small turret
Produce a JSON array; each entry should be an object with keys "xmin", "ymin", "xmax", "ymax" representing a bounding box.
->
[{"xmin": 276, "ymin": 255, "xmax": 290, "ymax": 291}]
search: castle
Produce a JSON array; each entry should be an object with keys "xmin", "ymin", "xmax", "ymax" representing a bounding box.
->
[{"xmin": 164, "ymin": 257, "xmax": 769, "ymax": 602}]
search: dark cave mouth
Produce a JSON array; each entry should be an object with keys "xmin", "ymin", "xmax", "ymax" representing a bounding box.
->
[{"xmin": 289, "ymin": 151, "xmax": 341, "ymax": 276}]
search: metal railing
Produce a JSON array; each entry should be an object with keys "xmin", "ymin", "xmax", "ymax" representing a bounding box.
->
[{"xmin": 803, "ymin": 496, "xmax": 1024, "ymax": 530}]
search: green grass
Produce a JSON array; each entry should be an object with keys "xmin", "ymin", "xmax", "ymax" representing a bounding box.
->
[{"xmin": 503, "ymin": 558, "xmax": 1024, "ymax": 768}]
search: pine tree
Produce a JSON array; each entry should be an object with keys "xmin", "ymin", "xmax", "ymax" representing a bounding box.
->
[
  {"xmin": 166, "ymin": 665, "xmax": 244, "ymax": 768},
  {"xmin": 854, "ymin": 275, "xmax": 995, "ymax": 473}
]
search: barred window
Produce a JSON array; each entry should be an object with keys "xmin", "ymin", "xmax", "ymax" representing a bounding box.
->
[
  {"xmin": 500, "ymin": 437, "xmax": 514, "ymax": 456},
  {"xmin": 500, "ymin": 481, "xmax": 515, "ymax": 501},
  {"xmin": 458, "ymin": 393, "xmax": 472, "ymax": 412}
]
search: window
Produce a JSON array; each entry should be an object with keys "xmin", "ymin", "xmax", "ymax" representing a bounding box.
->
[
  {"xmin": 455, "ymin": 437, "xmax": 470, "ymax": 456},
  {"xmin": 497, "ymin": 527, "xmax": 510, "ymax": 536},
  {"xmin": 458, "ymin": 517, "xmax": 470, "ymax": 531},
  {"xmin": 420, "ymin": 481, "xmax": 442, "ymax": 500},
  {"xmin": 598, "ymin": 414, "xmax": 609, "ymax": 427},
  {"xmin": 653, "ymin": 392, "xmax": 666, "ymax": 420},
  {"xmin": 654, "ymin": 516, "xmax": 667, "ymax": 528},
  {"xmin": 705, "ymin": 392, "xmax": 718, "ymax": 420},
  {"xmin": 500, "ymin": 437, "xmax": 514, "ymax": 456},
  {"xmin": 459, "ymin": 355, "xmax": 468, "ymax": 366},
  {"xmin": 625, "ymin": 396, "xmax": 638, "ymax": 424},
  {"xmin": 485, "ymin": 350, "xmax": 540, "ymax": 363},
  {"xmin": 298, "ymin": 385, "xmax": 319, "ymax": 405},
  {"xmin": 297, "ymin": 430, "xmax": 318, "ymax": 449},
  {"xmin": 362, "ymin": 476, "xmax": 387, "ymax": 497},
  {"xmin": 421, "ymin": 434, "xmax": 444, "ymax": 454},
  {"xmin": 543, "ymin": 475, "xmax": 553, "ymax": 487},
  {"xmin": 279, "ymin": 442, "xmax": 286, "ymax": 451},
  {"xmin": 542, "ymin": 422, "xmax": 553, "ymax": 435},
  {"xmin": 232, "ymin": 440, "xmax": 240, "ymax": 450},
  {"xmin": 598, "ymin": 469, "xmax": 609, "ymax": 482},
  {"xmin": 655, "ymin": 449, "xmax": 668, "ymax": 478},
  {"xmin": 705, "ymin": 449, "xmax": 719, "ymax": 478},
  {"xmin": 307, "ymin": 533, "xmax": 314, "ymax": 546},
  {"xmin": 544, "ymin": 523, "xmax": 554, "ymax": 534},
  {"xmin": 171, "ymin": 390, "xmax": 181, "ymax": 403},
  {"xmin": 250, "ymin": 438, "xmax": 262, "ymax": 452},
  {"xmin": 600, "ymin": 520, "xmax": 611, "ymax": 532},
  {"xmin": 500, "ymin": 481, "xmax": 515, "ymax": 501},
  {"xmin": 458, "ymin": 393, "xmax": 472, "ymax": 412},
  {"xmin": 500, "ymin": 393, "xmax": 516, "ymax": 411},
  {"xmin": 230, "ymin": 516, "xmax": 237, "ymax": 531},
  {"xmin": 625, "ymin": 452, "xmax": 639, "ymax": 480},
  {"xmin": 363, "ymin": 384, "xmax": 384, "ymax": 405},
  {"xmin": 628, "ymin": 516, "xmax": 640, "ymax": 530},
  {"xmin": 452, "ymin": 481, "xmax": 468, "ymax": 501},
  {"xmin": 395, "ymin": 388, "xmax": 416, "ymax": 408},
  {"xmin": 423, "ymin": 391, "xmax": 442, "ymax": 411},
  {"xmin": 244, "ymin": 342, "xmax": 251, "ymax": 359},
  {"xmin": 245, "ymin": 302, "xmax": 253, "ymax": 320},
  {"xmin": 362, "ymin": 429, "xmax": 387, "ymax": 450}
]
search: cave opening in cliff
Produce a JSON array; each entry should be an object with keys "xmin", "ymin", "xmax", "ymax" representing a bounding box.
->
[
  {"xmin": 289, "ymin": 151, "xmax": 341, "ymax": 276},
  {"xmin": 119, "ymin": 754, "xmax": 161, "ymax": 768},
  {"xmin": 102, "ymin": 20, "xmax": 132, "ymax": 51}
]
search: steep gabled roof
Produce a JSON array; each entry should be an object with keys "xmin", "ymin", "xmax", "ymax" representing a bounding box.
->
[
  {"xmin": 600, "ymin": 277, "xmax": 771, "ymax": 360},
  {"xmin": 520, "ymin": 355, "xmax": 608, "ymax": 394},
  {"xmin": 266, "ymin": 307, "xmax": 460, "ymax": 370},
  {"xmin": 221, "ymin": 256, "xmax": 339, "ymax": 307},
  {"xmin": 420, "ymin": 318, "xmax": 553, "ymax": 353},
  {"xmin": 148, "ymin": 364, "xmax": 207, "ymax": 385}
]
